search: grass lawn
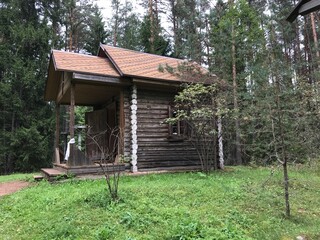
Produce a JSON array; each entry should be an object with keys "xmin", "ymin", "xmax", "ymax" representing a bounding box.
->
[
  {"xmin": 0, "ymin": 165, "xmax": 319, "ymax": 240},
  {"xmin": 0, "ymin": 173, "xmax": 35, "ymax": 183}
]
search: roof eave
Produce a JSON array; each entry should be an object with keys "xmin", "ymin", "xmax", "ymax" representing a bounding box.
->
[
  {"xmin": 44, "ymin": 52, "xmax": 56, "ymax": 101},
  {"xmin": 287, "ymin": 0, "xmax": 320, "ymax": 22},
  {"xmin": 287, "ymin": 0, "xmax": 304, "ymax": 22}
]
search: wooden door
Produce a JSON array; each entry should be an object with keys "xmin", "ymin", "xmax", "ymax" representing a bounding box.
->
[
  {"xmin": 85, "ymin": 103, "xmax": 117, "ymax": 163},
  {"xmin": 85, "ymin": 108, "xmax": 108, "ymax": 162}
]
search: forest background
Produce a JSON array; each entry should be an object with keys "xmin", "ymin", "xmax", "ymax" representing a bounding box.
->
[{"xmin": 1, "ymin": 0, "xmax": 320, "ymax": 174}]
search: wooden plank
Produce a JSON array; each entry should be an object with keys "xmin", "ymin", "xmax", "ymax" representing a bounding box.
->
[
  {"xmin": 85, "ymin": 108, "xmax": 108, "ymax": 162},
  {"xmin": 133, "ymin": 78, "xmax": 180, "ymax": 88},
  {"xmin": 69, "ymin": 83, "xmax": 75, "ymax": 139},
  {"xmin": 138, "ymin": 161, "xmax": 201, "ymax": 168},
  {"xmin": 54, "ymin": 163, "xmax": 126, "ymax": 174},
  {"xmin": 138, "ymin": 148, "xmax": 198, "ymax": 153},
  {"xmin": 119, "ymin": 90, "xmax": 125, "ymax": 155},
  {"xmin": 137, "ymin": 128, "xmax": 169, "ymax": 132},
  {"xmin": 33, "ymin": 175, "xmax": 44, "ymax": 181},
  {"xmin": 68, "ymin": 83, "xmax": 76, "ymax": 166},
  {"xmin": 123, "ymin": 89, "xmax": 132, "ymax": 158},
  {"xmin": 56, "ymin": 72, "xmax": 71, "ymax": 103},
  {"xmin": 73, "ymin": 73, "xmax": 131, "ymax": 86},
  {"xmin": 55, "ymin": 104, "xmax": 60, "ymax": 164},
  {"xmin": 299, "ymin": 0, "xmax": 320, "ymax": 16},
  {"xmin": 137, "ymin": 160, "xmax": 201, "ymax": 165},
  {"xmin": 41, "ymin": 168, "xmax": 67, "ymax": 181},
  {"xmin": 41, "ymin": 168, "xmax": 65, "ymax": 176},
  {"xmin": 138, "ymin": 165, "xmax": 202, "ymax": 172},
  {"xmin": 137, "ymin": 157, "xmax": 200, "ymax": 162},
  {"xmin": 287, "ymin": 0, "xmax": 320, "ymax": 22}
]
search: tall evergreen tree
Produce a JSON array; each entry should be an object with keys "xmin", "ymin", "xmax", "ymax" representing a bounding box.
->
[
  {"xmin": 140, "ymin": 0, "xmax": 170, "ymax": 55},
  {"xmin": 165, "ymin": 0, "xmax": 209, "ymax": 62},
  {"xmin": 84, "ymin": 4, "xmax": 108, "ymax": 55},
  {"xmin": 62, "ymin": 0, "xmax": 102, "ymax": 52},
  {"xmin": 210, "ymin": 0, "xmax": 265, "ymax": 164},
  {"xmin": 0, "ymin": 0, "xmax": 54, "ymax": 173},
  {"xmin": 108, "ymin": 0, "xmax": 142, "ymax": 51},
  {"xmin": 140, "ymin": 15, "xmax": 169, "ymax": 55}
]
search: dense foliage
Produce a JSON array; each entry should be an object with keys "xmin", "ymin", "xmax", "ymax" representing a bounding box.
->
[{"xmin": 1, "ymin": 0, "xmax": 320, "ymax": 173}]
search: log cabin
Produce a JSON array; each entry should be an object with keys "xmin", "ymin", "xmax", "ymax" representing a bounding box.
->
[{"xmin": 45, "ymin": 44, "xmax": 213, "ymax": 174}]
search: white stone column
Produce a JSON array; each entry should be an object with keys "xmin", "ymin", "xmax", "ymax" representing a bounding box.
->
[
  {"xmin": 218, "ymin": 116, "xmax": 224, "ymax": 170},
  {"xmin": 131, "ymin": 85, "xmax": 138, "ymax": 172}
]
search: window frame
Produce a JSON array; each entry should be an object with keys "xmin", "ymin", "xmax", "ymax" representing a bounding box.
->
[{"xmin": 167, "ymin": 105, "xmax": 189, "ymax": 141}]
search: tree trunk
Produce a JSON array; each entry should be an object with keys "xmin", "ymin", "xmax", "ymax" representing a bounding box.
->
[
  {"xmin": 69, "ymin": 8, "xmax": 73, "ymax": 51},
  {"xmin": 218, "ymin": 116, "xmax": 224, "ymax": 169},
  {"xmin": 113, "ymin": 2, "xmax": 119, "ymax": 47},
  {"xmin": 310, "ymin": 13, "xmax": 319, "ymax": 60},
  {"xmin": 113, "ymin": 18, "xmax": 118, "ymax": 47},
  {"xmin": 283, "ymin": 160, "xmax": 290, "ymax": 217},
  {"xmin": 205, "ymin": 17, "xmax": 211, "ymax": 68},
  {"xmin": 304, "ymin": 16, "xmax": 314, "ymax": 84},
  {"xmin": 231, "ymin": 19, "xmax": 242, "ymax": 165},
  {"xmin": 275, "ymin": 65, "xmax": 291, "ymax": 218},
  {"xmin": 170, "ymin": 0, "xmax": 180, "ymax": 58},
  {"xmin": 148, "ymin": 0, "xmax": 155, "ymax": 53}
]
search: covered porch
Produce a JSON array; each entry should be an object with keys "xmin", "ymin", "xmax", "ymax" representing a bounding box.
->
[{"xmin": 46, "ymin": 50, "xmax": 131, "ymax": 174}]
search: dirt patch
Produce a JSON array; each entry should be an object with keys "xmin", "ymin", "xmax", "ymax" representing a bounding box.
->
[{"xmin": 0, "ymin": 181, "xmax": 30, "ymax": 197}]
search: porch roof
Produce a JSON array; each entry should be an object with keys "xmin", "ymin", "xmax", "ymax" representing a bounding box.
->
[
  {"xmin": 51, "ymin": 50, "xmax": 120, "ymax": 77},
  {"xmin": 45, "ymin": 50, "xmax": 122, "ymax": 102}
]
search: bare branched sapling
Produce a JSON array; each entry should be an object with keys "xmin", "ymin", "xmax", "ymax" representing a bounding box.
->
[{"xmin": 86, "ymin": 126, "xmax": 123, "ymax": 201}]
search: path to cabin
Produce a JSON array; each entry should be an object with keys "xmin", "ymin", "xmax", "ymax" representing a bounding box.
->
[{"xmin": 0, "ymin": 181, "xmax": 30, "ymax": 197}]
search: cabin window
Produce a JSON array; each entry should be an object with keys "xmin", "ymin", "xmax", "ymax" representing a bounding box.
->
[{"xmin": 168, "ymin": 105, "xmax": 188, "ymax": 141}]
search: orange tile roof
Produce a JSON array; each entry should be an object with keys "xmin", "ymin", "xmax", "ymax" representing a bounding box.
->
[
  {"xmin": 52, "ymin": 50, "xmax": 120, "ymax": 77},
  {"xmin": 100, "ymin": 45, "xmax": 182, "ymax": 81}
]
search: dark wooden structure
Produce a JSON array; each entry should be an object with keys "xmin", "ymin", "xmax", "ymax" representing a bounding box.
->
[
  {"xmin": 45, "ymin": 45, "xmax": 209, "ymax": 174},
  {"xmin": 287, "ymin": 0, "xmax": 320, "ymax": 22}
]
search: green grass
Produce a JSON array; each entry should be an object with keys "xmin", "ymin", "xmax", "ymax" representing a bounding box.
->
[
  {"xmin": 0, "ymin": 172, "xmax": 36, "ymax": 183},
  {"xmin": 0, "ymin": 166, "xmax": 319, "ymax": 240}
]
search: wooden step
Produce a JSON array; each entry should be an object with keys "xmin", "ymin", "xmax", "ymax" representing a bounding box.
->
[
  {"xmin": 33, "ymin": 175, "xmax": 44, "ymax": 181},
  {"xmin": 41, "ymin": 168, "xmax": 67, "ymax": 181}
]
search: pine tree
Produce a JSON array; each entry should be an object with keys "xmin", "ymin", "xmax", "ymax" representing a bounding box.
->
[
  {"xmin": 210, "ymin": 0, "xmax": 265, "ymax": 164},
  {"xmin": 109, "ymin": 0, "xmax": 142, "ymax": 50},
  {"xmin": 165, "ymin": 0, "xmax": 208, "ymax": 62},
  {"xmin": 0, "ymin": 0, "xmax": 54, "ymax": 173},
  {"xmin": 140, "ymin": 15, "xmax": 169, "ymax": 55},
  {"xmin": 62, "ymin": 0, "xmax": 97, "ymax": 52},
  {"xmin": 140, "ymin": 0, "xmax": 170, "ymax": 55},
  {"xmin": 84, "ymin": 4, "xmax": 108, "ymax": 55}
]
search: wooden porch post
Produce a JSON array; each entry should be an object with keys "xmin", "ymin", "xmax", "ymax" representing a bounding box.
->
[
  {"xmin": 68, "ymin": 83, "xmax": 76, "ymax": 166},
  {"xmin": 70, "ymin": 83, "xmax": 75, "ymax": 139},
  {"xmin": 55, "ymin": 104, "xmax": 60, "ymax": 164},
  {"xmin": 119, "ymin": 90, "xmax": 125, "ymax": 155}
]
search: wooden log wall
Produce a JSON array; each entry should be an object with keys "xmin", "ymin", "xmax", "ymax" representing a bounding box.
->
[{"xmin": 135, "ymin": 88, "xmax": 200, "ymax": 170}]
